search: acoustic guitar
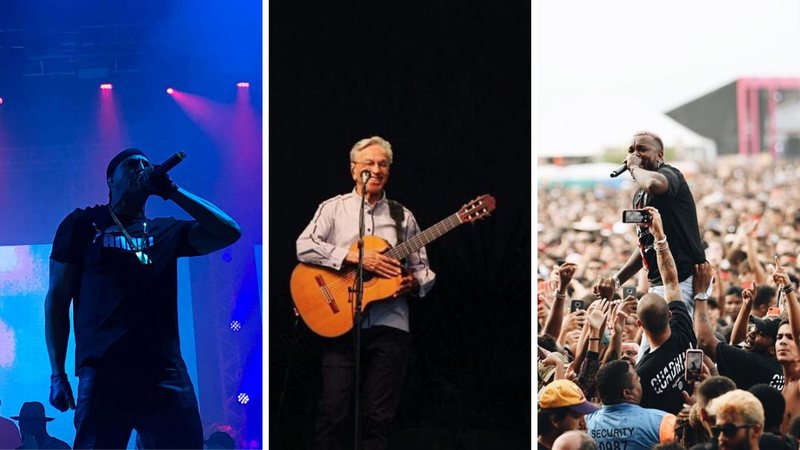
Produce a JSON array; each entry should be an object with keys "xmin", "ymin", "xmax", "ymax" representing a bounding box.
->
[{"xmin": 290, "ymin": 194, "xmax": 496, "ymax": 337}]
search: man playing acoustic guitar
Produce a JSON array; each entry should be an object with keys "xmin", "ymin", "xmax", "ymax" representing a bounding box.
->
[{"xmin": 296, "ymin": 136, "xmax": 436, "ymax": 450}]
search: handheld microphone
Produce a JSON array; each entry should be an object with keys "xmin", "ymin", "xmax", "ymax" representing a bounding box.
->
[
  {"xmin": 154, "ymin": 151, "xmax": 187, "ymax": 175},
  {"xmin": 609, "ymin": 162, "xmax": 628, "ymax": 178},
  {"xmin": 360, "ymin": 169, "xmax": 371, "ymax": 184}
]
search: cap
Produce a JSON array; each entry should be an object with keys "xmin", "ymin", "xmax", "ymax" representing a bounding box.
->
[
  {"xmin": 10, "ymin": 401, "xmax": 54, "ymax": 422},
  {"xmin": 538, "ymin": 379, "xmax": 599, "ymax": 414},
  {"xmin": 106, "ymin": 148, "xmax": 147, "ymax": 179},
  {"xmin": 749, "ymin": 315, "xmax": 780, "ymax": 341}
]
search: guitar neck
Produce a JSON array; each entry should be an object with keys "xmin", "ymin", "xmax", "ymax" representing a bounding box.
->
[{"xmin": 384, "ymin": 213, "xmax": 462, "ymax": 260}]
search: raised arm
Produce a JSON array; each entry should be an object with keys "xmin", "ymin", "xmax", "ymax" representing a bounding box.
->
[
  {"xmin": 642, "ymin": 206, "xmax": 681, "ymax": 302},
  {"xmin": 772, "ymin": 257, "xmax": 800, "ymax": 351},
  {"xmin": 742, "ymin": 219, "xmax": 767, "ymax": 285},
  {"xmin": 693, "ymin": 263, "xmax": 720, "ymax": 360},
  {"xmin": 614, "ymin": 250, "xmax": 644, "ymax": 287},
  {"xmin": 169, "ymin": 188, "xmax": 242, "ymax": 254},
  {"xmin": 625, "ymin": 153, "xmax": 669, "ymax": 195},
  {"xmin": 730, "ymin": 282, "xmax": 756, "ymax": 345},
  {"xmin": 542, "ymin": 262, "xmax": 577, "ymax": 338}
]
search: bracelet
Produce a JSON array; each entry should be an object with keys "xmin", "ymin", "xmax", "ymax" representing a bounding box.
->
[
  {"xmin": 555, "ymin": 293, "xmax": 567, "ymax": 299},
  {"xmin": 783, "ymin": 283, "xmax": 795, "ymax": 294},
  {"xmin": 588, "ymin": 337, "xmax": 600, "ymax": 341},
  {"xmin": 612, "ymin": 276, "xmax": 621, "ymax": 291},
  {"xmin": 654, "ymin": 237, "xmax": 667, "ymax": 245}
]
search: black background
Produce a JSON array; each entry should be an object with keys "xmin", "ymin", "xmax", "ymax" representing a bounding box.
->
[{"xmin": 269, "ymin": 1, "xmax": 531, "ymax": 448}]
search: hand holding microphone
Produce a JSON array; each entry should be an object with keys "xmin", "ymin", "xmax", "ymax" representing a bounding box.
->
[
  {"xmin": 609, "ymin": 162, "xmax": 628, "ymax": 178},
  {"xmin": 138, "ymin": 151, "xmax": 185, "ymax": 199}
]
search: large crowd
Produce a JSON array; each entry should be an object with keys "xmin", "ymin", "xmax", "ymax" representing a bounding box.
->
[{"xmin": 537, "ymin": 154, "xmax": 800, "ymax": 450}]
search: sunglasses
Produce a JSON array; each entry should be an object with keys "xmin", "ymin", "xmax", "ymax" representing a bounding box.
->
[{"xmin": 711, "ymin": 423, "xmax": 752, "ymax": 438}]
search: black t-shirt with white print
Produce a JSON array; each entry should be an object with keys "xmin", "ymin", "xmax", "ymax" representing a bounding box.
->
[
  {"xmin": 50, "ymin": 204, "xmax": 199, "ymax": 372},
  {"xmin": 715, "ymin": 341, "xmax": 785, "ymax": 391},
  {"xmin": 634, "ymin": 164, "xmax": 706, "ymax": 286},
  {"xmin": 636, "ymin": 299, "xmax": 698, "ymax": 414}
]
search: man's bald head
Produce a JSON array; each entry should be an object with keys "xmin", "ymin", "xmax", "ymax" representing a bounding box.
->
[
  {"xmin": 637, "ymin": 293, "xmax": 670, "ymax": 335},
  {"xmin": 552, "ymin": 430, "xmax": 597, "ymax": 450}
]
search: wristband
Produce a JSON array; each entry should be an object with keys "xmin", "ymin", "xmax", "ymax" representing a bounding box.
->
[
  {"xmin": 782, "ymin": 283, "xmax": 795, "ymax": 294},
  {"xmin": 588, "ymin": 337, "xmax": 600, "ymax": 341},
  {"xmin": 694, "ymin": 293, "xmax": 709, "ymax": 301},
  {"xmin": 654, "ymin": 237, "xmax": 667, "ymax": 245},
  {"xmin": 612, "ymin": 276, "xmax": 621, "ymax": 291}
]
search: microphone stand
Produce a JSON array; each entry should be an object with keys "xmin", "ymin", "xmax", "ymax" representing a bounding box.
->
[{"xmin": 352, "ymin": 174, "xmax": 368, "ymax": 450}]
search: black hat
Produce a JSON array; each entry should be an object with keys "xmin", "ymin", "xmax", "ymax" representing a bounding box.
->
[
  {"xmin": 750, "ymin": 315, "xmax": 781, "ymax": 341},
  {"xmin": 10, "ymin": 402, "xmax": 54, "ymax": 422},
  {"xmin": 106, "ymin": 148, "xmax": 147, "ymax": 179}
]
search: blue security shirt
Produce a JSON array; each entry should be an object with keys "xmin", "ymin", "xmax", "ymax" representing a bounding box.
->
[{"xmin": 586, "ymin": 403, "xmax": 674, "ymax": 450}]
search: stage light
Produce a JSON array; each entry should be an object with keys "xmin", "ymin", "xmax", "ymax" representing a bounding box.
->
[
  {"xmin": 166, "ymin": 87, "xmax": 174, "ymax": 95},
  {"xmin": 0, "ymin": 97, "xmax": 3, "ymax": 105},
  {"xmin": 237, "ymin": 393, "xmax": 250, "ymax": 404},
  {"xmin": 236, "ymin": 82, "xmax": 250, "ymax": 88},
  {"xmin": 229, "ymin": 320, "xmax": 242, "ymax": 332},
  {"xmin": 100, "ymin": 83, "xmax": 113, "ymax": 90}
]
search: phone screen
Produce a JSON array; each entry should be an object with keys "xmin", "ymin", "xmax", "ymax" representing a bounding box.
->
[
  {"xmin": 685, "ymin": 350, "xmax": 703, "ymax": 381},
  {"xmin": 622, "ymin": 286, "xmax": 636, "ymax": 299}
]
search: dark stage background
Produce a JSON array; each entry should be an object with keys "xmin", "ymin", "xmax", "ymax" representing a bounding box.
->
[{"xmin": 269, "ymin": 1, "xmax": 532, "ymax": 449}]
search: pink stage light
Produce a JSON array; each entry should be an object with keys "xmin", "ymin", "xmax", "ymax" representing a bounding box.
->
[
  {"xmin": 0, "ymin": 97, "xmax": 4, "ymax": 105},
  {"xmin": 236, "ymin": 82, "xmax": 250, "ymax": 88},
  {"xmin": 100, "ymin": 83, "xmax": 113, "ymax": 90},
  {"xmin": 166, "ymin": 87, "xmax": 175, "ymax": 95}
]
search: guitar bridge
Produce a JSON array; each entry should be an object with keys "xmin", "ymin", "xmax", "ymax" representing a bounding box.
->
[{"xmin": 315, "ymin": 275, "xmax": 340, "ymax": 313}]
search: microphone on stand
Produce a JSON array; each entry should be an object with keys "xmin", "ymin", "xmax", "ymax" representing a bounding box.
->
[
  {"xmin": 360, "ymin": 170, "xmax": 371, "ymax": 184},
  {"xmin": 609, "ymin": 162, "xmax": 628, "ymax": 178}
]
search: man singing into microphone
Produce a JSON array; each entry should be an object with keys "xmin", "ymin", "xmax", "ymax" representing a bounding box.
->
[
  {"xmin": 45, "ymin": 148, "xmax": 241, "ymax": 449},
  {"xmin": 296, "ymin": 136, "xmax": 435, "ymax": 450},
  {"xmin": 608, "ymin": 131, "xmax": 705, "ymax": 316}
]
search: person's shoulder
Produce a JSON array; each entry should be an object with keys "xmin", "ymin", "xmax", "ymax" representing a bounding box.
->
[
  {"xmin": 57, "ymin": 204, "xmax": 105, "ymax": 228},
  {"xmin": 637, "ymin": 404, "xmax": 671, "ymax": 419}
]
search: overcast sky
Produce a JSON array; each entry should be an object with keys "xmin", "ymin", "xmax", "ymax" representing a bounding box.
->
[{"xmin": 534, "ymin": 0, "xmax": 800, "ymax": 155}]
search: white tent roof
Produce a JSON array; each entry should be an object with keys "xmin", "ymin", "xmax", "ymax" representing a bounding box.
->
[{"xmin": 536, "ymin": 95, "xmax": 717, "ymax": 158}]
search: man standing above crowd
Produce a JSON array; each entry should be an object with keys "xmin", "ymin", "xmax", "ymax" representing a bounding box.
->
[{"xmin": 611, "ymin": 131, "xmax": 705, "ymax": 315}]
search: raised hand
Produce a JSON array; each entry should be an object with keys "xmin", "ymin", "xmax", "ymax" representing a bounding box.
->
[
  {"xmin": 558, "ymin": 262, "xmax": 578, "ymax": 291},
  {"xmin": 562, "ymin": 310, "xmax": 587, "ymax": 333},
  {"xmin": 594, "ymin": 275, "xmax": 616, "ymax": 300},
  {"xmin": 769, "ymin": 255, "xmax": 790, "ymax": 287},
  {"xmin": 620, "ymin": 296, "xmax": 638, "ymax": 315},
  {"xmin": 612, "ymin": 308, "xmax": 627, "ymax": 335},
  {"xmin": 693, "ymin": 262, "xmax": 713, "ymax": 296},
  {"xmin": 641, "ymin": 206, "xmax": 664, "ymax": 237},
  {"xmin": 588, "ymin": 299, "xmax": 610, "ymax": 331},
  {"xmin": 742, "ymin": 281, "xmax": 756, "ymax": 308}
]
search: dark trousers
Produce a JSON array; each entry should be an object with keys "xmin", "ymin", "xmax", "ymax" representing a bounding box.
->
[
  {"xmin": 73, "ymin": 365, "xmax": 203, "ymax": 450},
  {"xmin": 313, "ymin": 326, "xmax": 411, "ymax": 450}
]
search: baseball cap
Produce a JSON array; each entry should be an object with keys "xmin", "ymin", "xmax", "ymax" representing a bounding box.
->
[
  {"xmin": 106, "ymin": 148, "xmax": 147, "ymax": 179},
  {"xmin": 749, "ymin": 315, "xmax": 780, "ymax": 341},
  {"xmin": 538, "ymin": 379, "xmax": 599, "ymax": 414}
]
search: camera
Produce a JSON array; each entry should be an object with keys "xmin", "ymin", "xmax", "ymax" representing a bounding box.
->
[{"xmin": 622, "ymin": 209, "xmax": 650, "ymax": 224}]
